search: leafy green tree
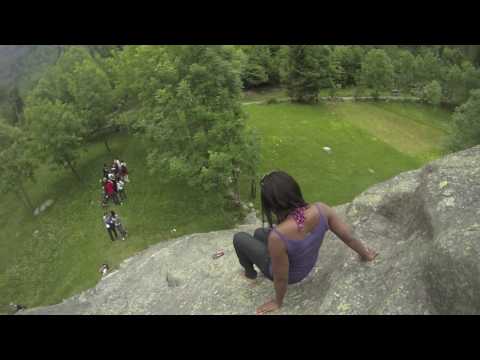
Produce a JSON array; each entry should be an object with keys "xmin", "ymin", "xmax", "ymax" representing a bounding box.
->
[
  {"xmin": 327, "ymin": 49, "xmax": 346, "ymax": 96},
  {"xmin": 240, "ymin": 45, "xmax": 271, "ymax": 88},
  {"xmin": 86, "ymin": 45, "xmax": 123, "ymax": 59},
  {"xmin": 24, "ymin": 98, "xmax": 85, "ymax": 182},
  {"xmin": 317, "ymin": 46, "xmax": 333, "ymax": 90},
  {"xmin": 331, "ymin": 46, "xmax": 365, "ymax": 87},
  {"xmin": 266, "ymin": 45, "xmax": 285, "ymax": 86},
  {"xmin": 284, "ymin": 45, "xmax": 331, "ymax": 103},
  {"xmin": 137, "ymin": 45, "xmax": 259, "ymax": 205},
  {"xmin": 107, "ymin": 45, "xmax": 177, "ymax": 116},
  {"xmin": 448, "ymin": 89, "xmax": 480, "ymax": 151},
  {"xmin": 31, "ymin": 47, "xmax": 91, "ymax": 104},
  {"xmin": 329, "ymin": 47, "xmax": 347, "ymax": 90},
  {"xmin": 415, "ymin": 51, "xmax": 442, "ymax": 86},
  {"xmin": 0, "ymin": 121, "xmax": 36, "ymax": 210},
  {"xmin": 66, "ymin": 54, "xmax": 115, "ymax": 152},
  {"xmin": 438, "ymin": 60, "xmax": 480, "ymax": 106},
  {"xmin": 27, "ymin": 47, "xmax": 117, "ymax": 152},
  {"xmin": 441, "ymin": 47, "xmax": 465, "ymax": 66},
  {"xmin": 393, "ymin": 50, "xmax": 416, "ymax": 91},
  {"xmin": 443, "ymin": 64, "xmax": 467, "ymax": 105},
  {"xmin": 422, "ymin": 80, "xmax": 442, "ymax": 105},
  {"xmin": 463, "ymin": 61, "xmax": 480, "ymax": 95},
  {"xmin": 360, "ymin": 49, "xmax": 394, "ymax": 98}
]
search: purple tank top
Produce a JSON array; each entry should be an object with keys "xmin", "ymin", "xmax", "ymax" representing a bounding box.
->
[{"xmin": 268, "ymin": 203, "xmax": 329, "ymax": 284}]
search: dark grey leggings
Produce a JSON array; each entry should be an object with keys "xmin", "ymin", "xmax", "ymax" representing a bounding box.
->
[
  {"xmin": 233, "ymin": 227, "xmax": 273, "ymax": 280},
  {"xmin": 107, "ymin": 226, "xmax": 118, "ymax": 241}
]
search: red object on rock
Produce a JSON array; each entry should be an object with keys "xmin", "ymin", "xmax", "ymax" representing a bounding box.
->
[{"xmin": 212, "ymin": 250, "xmax": 224, "ymax": 259}]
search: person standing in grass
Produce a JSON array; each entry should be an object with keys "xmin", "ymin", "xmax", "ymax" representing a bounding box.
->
[
  {"xmin": 120, "ymin": 160, "xmax": 129, "ymax": 183},
  {"xmin": 102, "ymin": 163, "xmax": 109, "ymax": 179},
  {"xmin": 101, "ymin": 177, "xmax": 109, "ymax": 207},
  {"xmin": 111, "ymin": 210, "xmax": 127, "ymax": 240},
  {"xmin": 104, "ymin": 176, "xmax": 115, "ymax": 205},
  {"xmin": 103, "ymin": 212, "xmax": 118, "ymax": 241},
  {"xmin": 117, "ymin": 178, "xmax": 126, "ymax": 201},
  {"xmin": 107, "ymin": 174, "xmax": 121, "ymax": 205},
  {"xmin": 233, "ymin": 171, "xmax": 378, "ymax": 315}
]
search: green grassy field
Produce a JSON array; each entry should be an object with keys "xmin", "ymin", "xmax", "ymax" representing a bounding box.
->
[
  {"xmin": 0, "ymin": 135, "xmax": 241, "ymax": 313},
  {"xmin": 0, "ymin": 99, "xmax": 452, "ymax": 313},
  {"xmin": 243, "ymin": 101, "xmax": 451, "ymax": 206}
]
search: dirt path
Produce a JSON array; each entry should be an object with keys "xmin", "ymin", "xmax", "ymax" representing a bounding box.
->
[{"xmin": 242, "ymin": 96, "xmax": 420, "ymax": 106}]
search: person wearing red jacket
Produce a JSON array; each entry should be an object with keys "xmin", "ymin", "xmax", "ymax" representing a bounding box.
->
[{"xmin": 104, "ymin": 176, "xmax": 120, "ymax": 205}]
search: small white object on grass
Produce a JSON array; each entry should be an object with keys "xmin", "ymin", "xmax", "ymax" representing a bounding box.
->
[
  {"xmin": 171, "ymin": 228, "xmax": 177, "ymax": 233},
  {"xmin": 323, "ymin": 146, "xmax": 332, "ymax": 153},
  {"xmin": 368, "ymin": 168, "xmax": 375, "ymax": 174}
]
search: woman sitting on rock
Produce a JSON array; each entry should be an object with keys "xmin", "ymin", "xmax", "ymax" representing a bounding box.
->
[{"xmin": 233, "ymin": 171, "xmax": 378, "ymax": 315}]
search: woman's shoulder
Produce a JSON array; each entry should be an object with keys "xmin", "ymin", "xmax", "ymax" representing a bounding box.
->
[{"xmin": 311, "ymin": 202, "xmax": 331, "ymax": 216}]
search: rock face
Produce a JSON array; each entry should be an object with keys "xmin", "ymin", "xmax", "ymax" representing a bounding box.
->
[
  {"xmin": 22, "ymin": 146, "xmax": 480, "ymax": 315},
  {"xmin": 33, "ymin": 199, "xmax": 55, "ymax": 216}
]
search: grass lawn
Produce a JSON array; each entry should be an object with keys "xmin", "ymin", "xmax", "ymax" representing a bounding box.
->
[
  {"xmin": 0, "ymin": 134, "xmax": 241, "ymax": 313},
  {"xmin": 243, "ymin": 101, "xmax": 452, "ymax": 208},
  {"xmin": 0, "ymin": 99, "xmax": 452, "ymax": 313},
  {"xmin": 334, "ymin": 102, "xmax": 452, "ymax": 162}
]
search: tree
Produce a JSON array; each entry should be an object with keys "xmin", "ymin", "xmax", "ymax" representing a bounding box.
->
[
  {"xmin": 26, "ymin": 47, "xmax": 117, "ymax": 153},
  {"xmin": 240, "ymin": 45, "xmax": 271, "ymax": 88},
  {"xmin": 393, "ymin": 50, "xmax": 416, "ymax": 91},
  {"xmin": 448, "ymin": 89, "xmax": 480, "ymax": 151},
  {"xmin": 107, "ymin": 45, "xmax": 177, "ymax": 118},
  {"xmin": 422, "ymin": 80, "xmax": 442, "ymax": 106},
  {"xmin": 136, "ymin": 45, "xmax": 259, "ymax": 206},
  {"xmin": 360, "ymin": 49, "xmax": 394, "ymax": 98},
  {"xmin": 443, "ymin": 64, "xmax": 467, "ymax": 105},
  {"xmin": 463, "ymin": 61, "xmax": 480, "ymax": 96},
  {"xmin": 24, "ymin": 98, "xmax": 85, "ymax": 182},
  {"xmin": 0, "ymin": 121, "xmax": 36, "ymax": 210},
  {"xmin": 416, "ymin": 51, "xmax": 442, "ymax": 86},
  {"xmin": 328, "ymin": 48, "xmax": 346, "ymax": 96},
  {"xmin": 66, "ymin": 54, "xmax": 115, "ymax": 152},
  {"xmin": 284, "ymin": 45, "xmax": 331, "ymax": 103},
  {"xmin": 330, "ymin": 46, "xmax": 365, "ymax": 87},
  {"xmin": 441, "ymin": 47, "xmax": 465, "ymax": 66},
  {"xmin": 266, "ymin": 45, "xmax": 285, "ymax": 86}
]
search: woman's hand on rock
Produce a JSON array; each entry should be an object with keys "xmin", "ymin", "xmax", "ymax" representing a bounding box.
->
[
  {"xmin": 256, "ymin": 300, "xmax": 280, "ymax": 315},
  {"xmin": 361, "ymin": 247, "xmax": 378, "ymax": 262}
]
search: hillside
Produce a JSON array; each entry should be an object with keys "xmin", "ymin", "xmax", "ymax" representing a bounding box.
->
[
  {"xmin": 0, "ymin": 101, "xmax": 452, "ymax": 313},
  {"xmin": 21, "ymin": 145, "xmax": 480, "ymax": 315}
]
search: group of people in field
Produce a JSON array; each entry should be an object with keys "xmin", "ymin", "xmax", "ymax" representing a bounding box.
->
[
  {"xmin": 100, "ymin": 159, "xmax": 130, "ymax": 242},
  {"xmin": 101, "ymin": 159, "xmax": 129, "ymax": 206}
]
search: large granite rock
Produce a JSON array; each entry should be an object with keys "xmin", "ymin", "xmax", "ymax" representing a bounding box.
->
[{"xmin": 22, "ymin": 146, "xmax": 480, "ymax": 315}]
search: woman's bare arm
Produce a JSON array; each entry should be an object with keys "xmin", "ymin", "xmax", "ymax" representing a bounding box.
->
[
  {"xmin": 268, "ymin": 234, "xmax": 289, "ymax": 306},
  {"xmin": 321, "ymin": 203, "xmax": 378, "ymax": 261}
]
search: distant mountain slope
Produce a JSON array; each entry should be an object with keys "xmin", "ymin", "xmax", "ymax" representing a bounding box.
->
[
  {"xmin": 0, "ymin": 45, "xmax": 32, "ymax": 87},
  {"xmin": 0, "ymin": 45, "xmax": 63, "ymax": 94}
]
